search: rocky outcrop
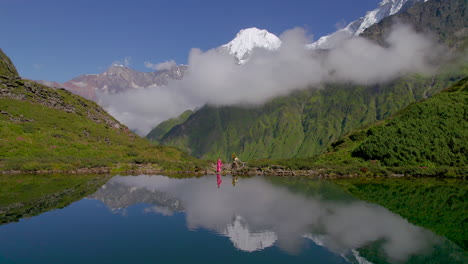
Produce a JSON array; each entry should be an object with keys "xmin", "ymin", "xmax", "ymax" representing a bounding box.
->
[
  {"xmin": 0, "ymin": 48, "xmax": 19, "ymax": 78},
  {"xmin": 0, "ymin": 75, "xmax": 125, "ymax": 131}
]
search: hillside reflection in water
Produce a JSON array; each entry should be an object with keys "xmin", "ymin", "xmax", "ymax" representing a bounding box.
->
[{"xmin": 89, "ymin": 175, "xmax": 440, "ymax": 262}]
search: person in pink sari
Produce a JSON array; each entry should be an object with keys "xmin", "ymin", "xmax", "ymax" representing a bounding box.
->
[{"xmin": 216, "ymin": 158, "xmax": 223, "ymax": 172}]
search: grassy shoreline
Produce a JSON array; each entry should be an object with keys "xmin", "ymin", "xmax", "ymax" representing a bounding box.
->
[{"xmin": 1, "ymin": 161, "xmax": 465, "ymax": 179}]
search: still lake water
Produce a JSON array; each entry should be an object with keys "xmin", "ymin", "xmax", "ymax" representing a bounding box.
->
[{"xmin": 0, "ymin": 174, "xmax": 466, "ymax": 264}]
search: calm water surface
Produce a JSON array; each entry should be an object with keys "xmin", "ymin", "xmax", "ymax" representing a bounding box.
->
[{"xmin": 0, "ymin": 174, "xmax": 465, "ymax": 264}]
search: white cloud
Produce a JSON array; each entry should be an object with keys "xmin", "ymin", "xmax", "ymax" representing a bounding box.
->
[
  {"xmin": 100, "ymin": 24, "xmax": 443, "ymax": 136},
  {"xmin": 144, "ymin": 60, "xmax": 177, "ymax": 71},
  {"xmin": 112, "ymin": 56, "xmax": 132, "ymax": 67}
]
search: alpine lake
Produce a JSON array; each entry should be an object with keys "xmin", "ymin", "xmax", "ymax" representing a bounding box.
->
[{"xmin": 0, "ymin": 174, "xmax": 466, "ymax": 264}]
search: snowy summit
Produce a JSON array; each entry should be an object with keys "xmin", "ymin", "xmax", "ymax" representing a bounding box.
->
[
  {"xmin": 221, "ymin": 27, "xmax": 281, "ymax": 64},
  {"xmin": 308, "ymin": 0, "xmax": 428, "ymax": 49},
  {"xmin": 221, "ymin": 0, "xmax": 426, "ymax": 63}
]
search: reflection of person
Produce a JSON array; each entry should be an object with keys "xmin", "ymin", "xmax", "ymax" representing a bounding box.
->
[
  {"xmin": 232, "ymin": 175, "xmax": 238, "ymax": 186},
  {"xmin": 217, "ymin": 174, "xmax": 222, "ymax": 188},
  {"xmin": 216, "ymin": 158, "xmax": 223, "ymax": 172}
]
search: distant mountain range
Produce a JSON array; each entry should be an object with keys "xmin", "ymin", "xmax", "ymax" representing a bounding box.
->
[
  {"xmin": 149, "ymin": 0, "xmax": 468, "ymax": 160},
  {"xmin": 37, "ymin": 64, "xmax": 187, "ymax": 101},
  {"xmin": 37, "ymin": 0, "xmax": 428, "ymax": 102}
]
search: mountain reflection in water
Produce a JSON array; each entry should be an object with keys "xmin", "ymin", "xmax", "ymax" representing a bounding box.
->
[{"xmin": 89, "ymin": 175, "xmax": 439, "ymax": 262}]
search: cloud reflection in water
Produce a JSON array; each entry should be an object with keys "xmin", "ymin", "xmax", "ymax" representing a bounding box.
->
[{"xmin": 90, "ymin": 175, "xmax": 438, "ymax": 262}]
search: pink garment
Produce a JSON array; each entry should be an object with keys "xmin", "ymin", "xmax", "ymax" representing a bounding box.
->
[
  {"xmin": 217, "ymin": 174, "xmax": 222, "ymax": 188},
  {"xmin": 216, "ymin": 159, "xmax": 223, "ymax": 172}
]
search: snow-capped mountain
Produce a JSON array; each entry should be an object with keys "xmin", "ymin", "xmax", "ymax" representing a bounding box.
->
[
  {"xmin": 308, "ymin": 0, "xmax": 428, "ymax": 49},
  {"xmin": 37, "ymin": 64, "xmax": 187, "ymax": 101},
  {"xmin": 37, "ymin": 0, "xmax": 425, "ymax": 103},
  {"xmin": 219, "ymin": 0, "xmax": 425, "ymax": 63},
  {"xmin": 220, "ymin": 27, "xmax": 281, "ymax": 64}
]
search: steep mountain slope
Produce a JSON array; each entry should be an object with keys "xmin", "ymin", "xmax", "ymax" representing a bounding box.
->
[
  {"xmin": 0, "ymin": 49, "xmax": 199, "ymax": 172},
  {"xmin": 351, "ymin": 77, "xmax": 468, "ymax": 167},
  {"xmin": 361, "ymin": 0, "xmax": 468, "ymax": 48},
  {"xmin": 37, "ymin": 64, "xmax": 187, "ymax": 101},
  {"xmin": 0, "ymin": 48, "xmax": 19, "ymax": 78},
  {"xmin": 152, "ymin": 0, "xmax": 467, "ymax": 161},
  {"xmin": 146, "ymin": 109, "xmax": 193, "ymax": 143},
  {"xmin": 308, "ymin": 0, "xmax": 427, "ymax": 49},
  {"xmin": 157, "ymin": 74, "xmax": 462, "ymax": 161},
  {"xmin": 248, "ymin": 78, "xmax": 467, "ymax": 177}
]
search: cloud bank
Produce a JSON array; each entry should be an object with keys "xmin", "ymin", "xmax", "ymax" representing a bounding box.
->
[{"xmin": 100, "ymin": 25, "xmax": 443, "ymax": 136}]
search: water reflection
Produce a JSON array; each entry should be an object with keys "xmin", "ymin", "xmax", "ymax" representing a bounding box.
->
[{"xmin": 89, "ymin": 175, "xmax": 442, "ymax": 262}]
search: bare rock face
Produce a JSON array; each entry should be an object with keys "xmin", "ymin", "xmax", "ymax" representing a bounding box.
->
[{"xmin": 37, "ymin": 64, "xmax": 188, "ymax": 101}]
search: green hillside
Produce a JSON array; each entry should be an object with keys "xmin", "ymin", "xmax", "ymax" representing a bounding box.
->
[
  {"xmin": 351, "ymin": 77, "xmax": 468, "ymax": 168},
  {"xmin": 147, "ymin": 109, "xmax": 193, "ymax": 143},
  {"xmin": 0, "ymin": 50, "xmax": 204, "ymax": 173},
  {"xmin": 156, "ymin": 72, "xmax": 464, "ymax": 161},
  {"xmin": 249, "ymin": 77, "xmax": 468, "ymax": 177},
  {"xmin": 0, "ymin": 48, "xmax": 18, "ymax": 78},
  {"xmin": 152, "ymin": 0, "xmax": 467, "ymax": 161}
]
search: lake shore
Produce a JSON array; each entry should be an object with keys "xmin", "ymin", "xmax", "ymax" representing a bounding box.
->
[{"xmin": 1, "ymin": 162, "xmax": 465, "ymax": 179}]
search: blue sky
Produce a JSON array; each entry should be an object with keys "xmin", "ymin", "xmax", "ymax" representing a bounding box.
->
[{"xmin": 1, "ymin": 0, "xmax": 381, "ymax": 82}]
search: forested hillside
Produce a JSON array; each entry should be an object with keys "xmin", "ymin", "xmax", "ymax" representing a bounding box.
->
[{"xmin": 151, "ymin": 0, "xmax": 467, "ymax": 161}]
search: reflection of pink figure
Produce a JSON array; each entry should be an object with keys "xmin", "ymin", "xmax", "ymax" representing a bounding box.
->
[
  {"xmin": 217, "ymin": 174, "xmax": 222, "ymax": 188},
  {"xmin": 216, "ymin": 158, "xmax": 223, "ymax": 172}
]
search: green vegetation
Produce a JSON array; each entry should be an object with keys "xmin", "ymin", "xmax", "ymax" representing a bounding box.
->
[
  {"xmin": 157, "ymin": 74, "xmax": 463, "ymax": 161},
  {"xmin": 0, "ymin": 49, "xmax": 18, "ymax": 78},
  {"xmin": 333, "ymin": 177, "xmax": 468, "ymax": 250},
  {"xmin": 0, "ymin": 174, "xmax": 110, "ymax": 224},
  {"xmin": 247, "ymin": 77, "xmax": 467, "ymax": 177},
  {"xmin": 352, "ymin": 77, "xmax": 468, "ymax": 167},
  {"xmin": 150, "ymin": 0, "xmax": 467, "ymax": 162},
  {"xmin": 0, "ymin": 51, "xmax": 207, "ymax": 173},
  {"xmin": 147, "ymin": 109, "xmax": 193, "ymax": 143}
]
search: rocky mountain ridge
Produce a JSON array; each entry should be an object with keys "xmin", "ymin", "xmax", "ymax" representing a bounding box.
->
[{"xmin": 37, "ymin": 64, "xmax": 187, "ymax": 101}]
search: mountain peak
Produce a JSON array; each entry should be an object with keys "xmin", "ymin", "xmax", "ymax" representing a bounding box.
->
[
  {"xmin": 105, "ymin": 63, "xmax": 133, "ymax": 75},
  {"xmin": 221, "ymin": 27, "xmax": 281, "ymax": 64},
  {"xmin": 308, "ymin": 0, "xmax": 426, "ymax": 49}
]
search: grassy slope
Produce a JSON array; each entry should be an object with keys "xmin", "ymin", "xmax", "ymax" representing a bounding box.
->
[
  {"xmin": 146, "ymin": 109, "xmax": 193, "ymax": 143},
  {"xmin": 352, "ymin": 78, "xmax": 467, "ymax": 167},
  {"xmin": 0, "ymin": 50, "xmax": 205, "ymax": 173},
  {"xmin": 159, "ymin": 73, "xmax": 463, "ymax": 161},
  {"xmin": 248, "ymin": 77, "xmax": 468, "ymax": 177}
]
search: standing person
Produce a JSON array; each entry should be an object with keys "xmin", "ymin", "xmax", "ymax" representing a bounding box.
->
[{"xmin": 216, "ymin": 158, "xmax": 223, "ymax": 172}]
